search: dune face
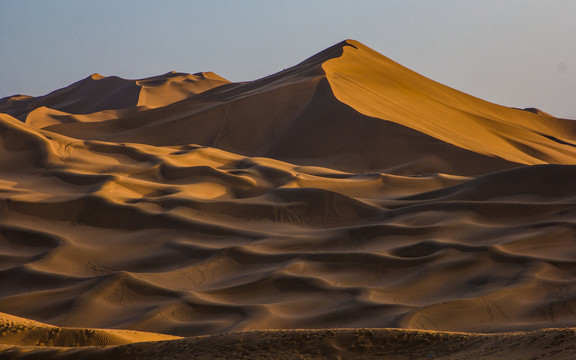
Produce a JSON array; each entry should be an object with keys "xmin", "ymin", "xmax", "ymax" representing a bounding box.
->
[
  {"xmin": 324, "ymin": 41, "xmax": 576, "ymax": 166},
  {"xmin": 1, "ymin": 39, "xmax": 576, "ymax": 357}
]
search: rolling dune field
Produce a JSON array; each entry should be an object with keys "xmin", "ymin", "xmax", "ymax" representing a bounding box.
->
[{"xmin": 1, "ymin": 40, "xmax": 576, "ymax": 358}]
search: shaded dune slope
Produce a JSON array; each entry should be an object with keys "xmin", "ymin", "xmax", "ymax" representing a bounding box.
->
[{"xmin": 1, "ymin": 39, "xmax": 576, "ymax": 357}]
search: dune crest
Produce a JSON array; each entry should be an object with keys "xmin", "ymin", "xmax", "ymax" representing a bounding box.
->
[
  {"xmin": 323, "ymin": 40, "xmax": 576, "ymax": 166},
  {"xmin": 1, "ymin": 39, "xmax": 576, "ymax": 358},
  {"xmin": 0, "ymin": 71, "xmax": 230, "ymax": 121}
]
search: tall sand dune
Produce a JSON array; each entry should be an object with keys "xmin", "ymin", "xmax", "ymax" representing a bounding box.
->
[{"xmin": 1, "ymin": 39, "xmax": 576, "ymax": 358}]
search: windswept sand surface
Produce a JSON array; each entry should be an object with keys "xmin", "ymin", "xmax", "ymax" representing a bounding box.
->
[
  {"xmin": 1, "ymin": 40, "xmax": 576, "ymax": 358},
  {"xmin": 1, "ymin": 312, "xmax": 575, "ymax": 360}
]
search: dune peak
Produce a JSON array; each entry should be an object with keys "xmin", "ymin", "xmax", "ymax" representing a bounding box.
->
[
  {"xmin": 89, "ymin": 73, "xmax": 106, "ymax": 80},
  {"xmin": 321, "ymin": 40, "xmax": 576, "ymax": 166},
  {"xmin": 192, "ymin": 71, "xmax": 230, "ymax": 82}
]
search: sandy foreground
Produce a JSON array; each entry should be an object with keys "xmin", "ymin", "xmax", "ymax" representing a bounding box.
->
[
  {"xmin": 0, "ymin": 312, "xmax": 575, "ymax": 359},
  {"xmin": 1, "ymin": 40, "xmax": 576, "ymax": 358}
]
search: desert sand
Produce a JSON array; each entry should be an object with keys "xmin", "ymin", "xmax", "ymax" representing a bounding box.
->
[
  {"xmin": 1, "ymin": 312, "xmax": 575, "ymax": 359},
  {"xmin": 1, "ymin": 40, "xmax": 576, "ymax": 358}
]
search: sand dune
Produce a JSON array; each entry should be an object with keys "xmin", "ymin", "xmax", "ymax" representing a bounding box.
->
[
  {"xmin": 1, "ymin": 39, "xmax": 576, "ymax": 358},
  {"xmin": 324, "ymin": 41, "xmax": 576, "ymax": 166},
  {"xmin": 0, "ymin": 313, "xmax": 574, "ymax": 359},
  {"xmin": 0, "ymin": 71, "xmax": 229, "ymax": 120},
  {"xmin": 0, "ymin": 311, "xmax": 179, "ymax": 348}
]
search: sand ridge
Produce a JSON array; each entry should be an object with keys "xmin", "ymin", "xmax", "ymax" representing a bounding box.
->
[
  {"xmin": 0, "ymin": 71, "xmax": 229, "ymax": 121},
  {"xmin": 0, "ymin": 312, "xmax": 180, "ymax": 348},
  {"xmin": 1, "ymin": 39, "xmax": 576, "ymax": 358},
  {"xmin": 323, "ymin": 40, "xmax": 576, "ymax": 166},
  {"xmin": 0, "ymin": 313, "xmax": 574, "ymax": 359}
]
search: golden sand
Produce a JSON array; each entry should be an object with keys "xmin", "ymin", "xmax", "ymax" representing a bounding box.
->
[{"xmin": 0, "ymin": 40, "xmax": 575, "ymax": 359}]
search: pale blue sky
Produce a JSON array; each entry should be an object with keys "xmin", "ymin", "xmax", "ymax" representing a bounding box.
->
[{"xmin": 1, "ymin": 0, "xmax": 575, "ymax": 118}]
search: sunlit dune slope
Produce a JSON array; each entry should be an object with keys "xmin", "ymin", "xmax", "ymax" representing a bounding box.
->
[
  {"xmin": 1, "ymin": 39, "xmax": 576, "ymax": 359},
  {"xmin": 324, "ymin": 40, "xmax": 576, "ymax": 166},
  {"xmin": 0, "ymin": 311, "xmax": 179, "ymax": 347}
]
